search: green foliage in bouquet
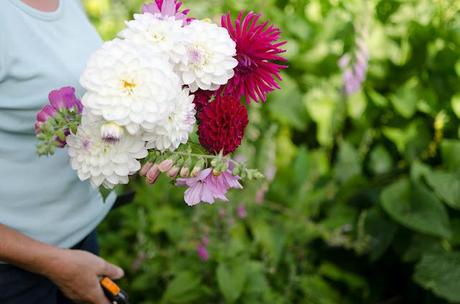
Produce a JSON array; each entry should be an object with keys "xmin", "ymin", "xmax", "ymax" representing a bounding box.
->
[{"xmin": 85, "ymin": 0, "xmax": 460, "ymax": 303}]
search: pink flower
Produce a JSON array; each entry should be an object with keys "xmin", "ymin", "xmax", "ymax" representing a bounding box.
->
[
  {"xmin": 197, "ymin": 244, "xmax": 209, "ymax": 262},
  {"xmin": 35, "ymin": 87, "xmax": 82, "ymax": 133},
  {"xmin": 35, "ymin": 87, "xmax": 82, "ymax": 147},
  {"xmin": 176, "ymin": 167, "xmax": 242, "ymax": 206},
  {"xmin": 48, "ymin": 86, "xmax": 83, "ymax": 112},
  {"xmin": 142, "ymin": 0, "xmax": 191, "ymax": 24},
  {"xmin": 237, "ymin": 203, "xmax": 247, "ymax": 219},
  {"xmin": 220, "ymin": 12, "xmax": 287, "ymax": 103}
]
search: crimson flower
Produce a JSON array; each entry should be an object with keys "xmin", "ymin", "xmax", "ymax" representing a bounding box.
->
[
  {"xmin": 192, "ymin": 90, "xmax": 214, "ymax": 114},
  {"xmin": 221, "ymin": 12, "xmax": 287, "ymax": 103},
  {"xmin": 198, "ymin": 95, "xmax": 248, "ymax": 155}
]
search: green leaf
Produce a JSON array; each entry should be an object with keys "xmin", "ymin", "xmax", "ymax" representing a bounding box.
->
[
  {"xmin": 318, "ymin": 262, "xmax": 367, "ymax": 291},
  {"xmin": 383, "ymin": 120, "xmax": 430, "ymax": 162},
  {"xmin": 414, "ymin": 252, "xmax": 460, "ymax": 303},
  {"xmin": 450, "ymin": 94, "xmax": 460, "ymax": 118},
  {"xmin": 455, "ymin": 59, "xmax": 460, "ymax": 76},
  {"xmin": 400, "ymin": 234, "xmax": 443, "ymax": 263},
  {"xmin": 216, "ymin": 262, "xmax": 248, "ymax": 303},
  {"xmin": 293, "ymin": 147, "xmax": 310, "ymax": 187},
  {"xmin": 161, "ymin": 272, "xmax": 202, "ymax": 304},
  {"xmin": 298, "ymin": 275, "xmax": 340, "ymax": 304},
  {"xmin": 368, "ymin": 145, "xmax": 394, "ymax": 175},
  {"xmin": 441, "ymin": 140, "xmax": 460, "ymax": 171},
  {"xmin": 425, "ymin": 171, "xmax": 460, "ymax": 210},
  {"xmin": 368, "ymin": 89, "xmax": 389, "ymax": 107},
  {"xmin": 335, "ymin": 141, "xmax": 361, "ymax": 183},
  {"xmin": 304, "ymin": 87, "xmax": 338, "ymax": 147},
  {"xmin": 390, "ymin": 77, "xmax": 418, "ymax": 118},
  {"xmin": 365, "ymin": 208, "xmax": 398, "ymax": 261},
  {"xmin": 380, "ymin": 178, "xmax": 451, "ymax": 238},
  {"xmin": 241, "ymin": 261, "xmax": 270, "ymax": 300},
  {"xmin": 251, "ymin": 221, "xmax": 285, "ymax": 265},
  {"xmin": 347, "ymin": 91, "xmax": 367, "ymax": 119},
  {"xmin": 268, "ymin": 74, "xmax": 308, "ymax": 130}
]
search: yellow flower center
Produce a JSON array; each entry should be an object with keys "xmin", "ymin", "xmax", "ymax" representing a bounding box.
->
[
  {"xmin": 121, "ymin": 79, "xmax": 137, "ymax": 95},
  {"xmin": 151, "ymin": 32, "xmax": 166, "ymax": 42}
]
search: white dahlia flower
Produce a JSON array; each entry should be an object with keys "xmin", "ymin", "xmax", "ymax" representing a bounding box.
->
[
  {"xmin": 67, "ymin": 114, "xmax": 148, "ymax": 189},
  {"xmin": 80, "ymin": 39, "xmax": 182, "ymax": 135},
  {"xmin": 119, "ymin": 13, "xmax": 187, "ymax": 64},
  {"xmin": 143, "ymin": 89, "xmax": 196, "ymax": 151},
  {"xmin": 177, "ymin": 20, "xmax": 238, "ymax": 92}
]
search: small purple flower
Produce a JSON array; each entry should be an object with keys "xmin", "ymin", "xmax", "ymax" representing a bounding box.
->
[
  {"xmin": 237, "ymin": 203, "xmax": 247, "ymax": 219},
  {"xmin": 176, "ymin": 167, "xmax": 242, "ymax": 206},
  {"xmin": 48, "ymin": 87, "xmax": 83, "ymax": 112},
  {"xmin": 339, "ymin": 27, "xmax": 369, "ymax": 96},
  {"xmin": 35, "ymin": 86, "xmax": 83, "ymax": 147},
  {"xmin": 35, "ymin": 87, "xmax": 82, "ymax": 133},
  {"xmin": 142, "ymin": 0, "xmax": 191, "ymax": 24},
  {"xmin": 197, "ymin": 244, "xmax": 209, "ymax": 262}
]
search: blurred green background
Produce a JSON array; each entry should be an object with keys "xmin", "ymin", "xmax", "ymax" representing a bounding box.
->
[{"xmin": 85, "ymin": 0, "xmax": 460, "ymax": 303}]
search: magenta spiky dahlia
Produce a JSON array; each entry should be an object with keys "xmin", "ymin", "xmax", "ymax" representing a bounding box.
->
[{"xmin": 221, "ymin": 12, "xmax": 287, "ymax": 103}]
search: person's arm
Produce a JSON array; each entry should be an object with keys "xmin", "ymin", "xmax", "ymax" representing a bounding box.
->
[{"xmin": 0, "ymin": 224, "xmax": 123, "ymax": 304}]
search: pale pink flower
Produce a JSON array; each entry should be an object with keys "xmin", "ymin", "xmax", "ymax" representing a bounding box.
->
[
  {"xmin": 142, "ymin": 0, "xmax": 191, "ymax": 24},
  {"xmin": 176, "ymin": 167, "xmax": 242, "ymax": 206}
]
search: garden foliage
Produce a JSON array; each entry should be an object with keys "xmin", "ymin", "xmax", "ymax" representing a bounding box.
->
[{"xmin": 85, "ymin": 0, "xmax": 460, "ymax": 303}]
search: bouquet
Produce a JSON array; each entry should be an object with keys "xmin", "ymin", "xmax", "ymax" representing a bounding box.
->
[{"xmin": 35, "ymin": 0, "xmax": 287, "ymax": 206}]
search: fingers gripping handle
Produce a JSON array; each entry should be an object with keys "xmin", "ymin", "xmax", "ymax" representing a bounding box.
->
[{"xmin": 100, "ymin": 277, "xmax": 130, "ymax": 304}]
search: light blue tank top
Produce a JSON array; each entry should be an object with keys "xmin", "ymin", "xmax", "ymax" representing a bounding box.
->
[{"xmin": 0, "ymin": 0, "xmax": 116, "ymax": 249}]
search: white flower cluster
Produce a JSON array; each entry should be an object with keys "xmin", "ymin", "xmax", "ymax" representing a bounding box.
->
[{"xmin": 69, "ymin": 10, "xmax": 237, "ymax": 189}]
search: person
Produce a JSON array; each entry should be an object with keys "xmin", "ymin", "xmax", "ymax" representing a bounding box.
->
[{"xmin": 0, "ymin": 1, "xmax": 128, "ymax": 303}]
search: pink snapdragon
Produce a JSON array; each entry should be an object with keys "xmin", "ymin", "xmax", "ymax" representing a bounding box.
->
[
  {"xmin": 35, "ymin": 87, "xmax": 82, "ymax": 134},
  {"xmin": 176, "ymin": 167, "xmax": 242, "ymax": 206},
  {"xmin": 35, "ymin": 87, "xmax": 83, "ymax": 148}
]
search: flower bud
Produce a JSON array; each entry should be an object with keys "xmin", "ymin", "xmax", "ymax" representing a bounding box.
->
[
  {"xmin": 139, "ymin": 162, "xmax": 153, "ymax": 176},
  {"xmin": 100, "ymin": 122, "xmax": 124, "ymax": 144},
  {"xmin": 191, "ymin": 159, "xmax": 205, "ymax": 177},
  {"xmin": 180, "ymin": 158, "xmax": 192, "ymax": 177},
  {"xmin": 179, "ymin": 166, "xmax": 190, "ymax": 177},
  {"xmin": 167, "ymin": 166, "xmax": 180, "ymax": 178},
  {"xmin": 146, "ymin": 164, "xmax": 160, "ymax": 184},
  {"xmin": 158, "ymin": 159, "xmax": 174, "ymax": 172}
]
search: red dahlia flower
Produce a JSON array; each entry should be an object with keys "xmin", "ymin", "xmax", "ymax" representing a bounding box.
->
[
  {"xmin": 221, "ymin": 12, "xmax": 287, "ymax": 103},
  {"xmin": 193, "ymin": 90, "xmax": 214, "ymax": 113},
  {"xmin": 198, "ymin": 95, "xmax": 249, "ymax": 155}
]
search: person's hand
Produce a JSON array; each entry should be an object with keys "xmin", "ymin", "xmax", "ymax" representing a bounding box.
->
[
  {"xmin": 140, "ymin": 159, "xmax": 180, "ymax": 183},
  {"xmin": 43, "ymin": 249, "xmax": 124, "ymax": 304}
]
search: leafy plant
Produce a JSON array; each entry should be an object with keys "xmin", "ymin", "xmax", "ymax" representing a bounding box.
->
[{"xmin": 87, "ymin": 0, "xmax": 460, "ymax": 303}]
